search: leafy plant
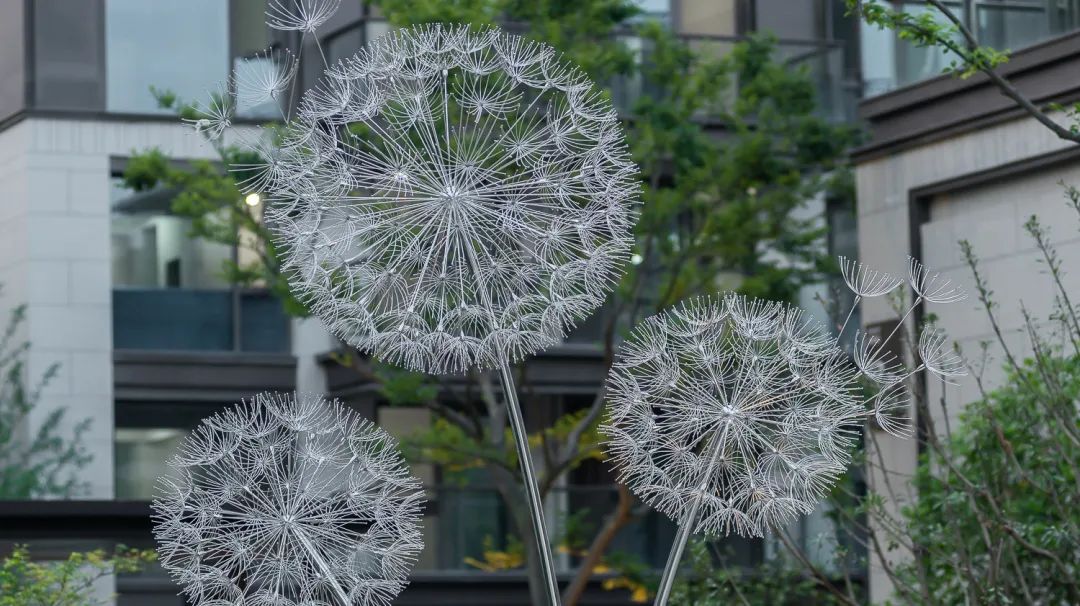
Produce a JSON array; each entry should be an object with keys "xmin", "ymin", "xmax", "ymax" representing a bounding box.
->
[
  {"xmin": 897, "ymin": 354, "xmax": 1080, "ymax": 604},
  {"xmin": 0, "ymin": 298, "xmax": 91, "ymax": 499},
  {"xmin": 463, "ymin": 534, "xmax": 526, "ymax": 572},
  {"xmin": 0, "ymin": 545, "xmax": 156, "ymax": 606},
  {"xmin": 848, "ymin": 0, "xmax": 1080, "ymax": 144},
  {"xmin": 668, "ymin": 539, "xmax": 850, "ymax": 605}
]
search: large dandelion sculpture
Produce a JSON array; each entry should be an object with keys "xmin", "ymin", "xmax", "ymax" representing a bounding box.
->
[
  {"xmin": 603, "ymin": 257, "xmax": 967, "ymax": 605},
  {"xmin": 207, "ymin": 22, "xmax": 640, "ymax": 604},
  {"xmin": 266, "ymin": 26, "xmax": 637, "ymax": 374},
  {"xmin": 152, "ymin": 393, "xmax": 425, "ymax": 606}
]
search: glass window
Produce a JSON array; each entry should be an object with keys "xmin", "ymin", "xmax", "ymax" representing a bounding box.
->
[
  {"xmin": 634, "ymin": 0, "xmax": 671, "ymax": 21},
  {"xmin": 977, "ymin": 3, "xmax": 1050, "ymax": 50},
  {"xmin": 896, "ymin": 2, "xmax": 964, "ymax": 87},
  {"xmin": 863, "ymin": 1, "xmax": 1080, "ymax": 97},
  {"xmin": 105, "ymin": 0, "xmax": 229, "ymax": 113},
  {"xmin": 114, "ymin": 428, "xmax": 187, "ymax": 498},
  {"xmin": 110, "ymin": 179, "xmax": 232, "ymax": 290}
]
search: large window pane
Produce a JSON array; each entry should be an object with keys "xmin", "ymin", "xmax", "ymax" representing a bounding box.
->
[
  {"xmin": 977, "ymin": 4, "xmax": 1049, "ymax": 50},
  {"xmin": 105, "ymin": 0, "xmax": 228, "ymax": 113},
  {"xmin": 896, "ymin": 2, "xmax": 963, "ymax": 87},
  {"xmin": 110, "ymin": 179, "xmax": 232, "ymax": 290}
]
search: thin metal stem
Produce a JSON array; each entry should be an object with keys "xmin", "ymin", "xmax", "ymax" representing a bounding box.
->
[
  {"xmin": 295, "ymin": 527, "xmax": 351, "ymax": 605},
  {"xmin": 499, "ymin": 364, "xmax": 562, "ymax": 605},
  {"xmin": 655, "ymin": 422, "xmax": 730, "ymax": 606},
  {"xmin": 837, "ymin": 294, "xmax": 861, "ymax": 337},
  {"xmin": 871, "ymin": 296, "xmax": 921, "ymax": 360}
]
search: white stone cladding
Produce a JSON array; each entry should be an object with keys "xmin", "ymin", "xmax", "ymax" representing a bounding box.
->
[
  {"xmin": 0, "ymin": 117, "xmax": 277, "ymax": 499},
  {"xmin": 854, "ymin": 111, "xmax": 1077, "ymax": 603}
]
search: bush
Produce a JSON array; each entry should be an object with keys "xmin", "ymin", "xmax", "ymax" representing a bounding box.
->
[
  {"xmin": 899, "ymin": 354, "xmax": 1080, "ymax": 604},
  {"xmin": 0, "ymin": 545, "xmax": 156, "ymax": 606},
  {"xmin": 669, "ymin": 539, "xmax": 851, "ymax": 605}
]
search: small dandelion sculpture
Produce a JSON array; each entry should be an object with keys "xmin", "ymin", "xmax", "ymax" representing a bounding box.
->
[
  {"xmin": 152, "ymin": 393, "xmax": 425, "ymax": 606},
  {"xmin": 209, "ymin": 23, "xmax": 639, "ymax": 605},
  {"xmin": 604, "ymin": 257, "xmax": 967, "ymax": 605}
]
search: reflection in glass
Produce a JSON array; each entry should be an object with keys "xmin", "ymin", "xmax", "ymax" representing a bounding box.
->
[
  {"xmin": 110, "ymin": 178, "xmax": 290, "ymax": 352},
  {"xmin": 115, "ymin": 428, "xmax": 187, "ymax": 499},
  {"xmin": 896, "ymin": 2, "xmax": 961, "ymax": 87},
  {"xmin": 110, "ymin": 179, "xmax": 232, "ymax": 290},
  {"xmin": 978, "ymin": 5, "xmax": 1049, "ymax": 50}
]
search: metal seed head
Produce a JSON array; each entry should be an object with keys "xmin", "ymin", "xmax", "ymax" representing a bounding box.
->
[
  {"xmin": 852, "ymin": 331, "xmax": 905, "ymax": 387},
  {"xmin": 919, "ymin": 324, "xmax": 968, "ymax": 379},
  {"xmin": 602, "ymin": 295, "xmax": 864, "ymax": 538},
  {"xmin": 839, "ymin": 255, "xmax": 902, "ymax": 298},
  {"xmin": 152, "ymin": 392, "xmax": 425, "ymax": 606},
  {"xmin": 266, "ymin": 0, "xmax": 342, "ymax": 34},
  {"xmin": 234, "ymin": 47, "xmax": 299, "ymax": 108},
  {"xmin": 908, "ymin": 256, "xmax": 967, "ymax": 304},
  {"xmin": 263, "ymin": 24, "xmax": 639, "ymax": 374}
]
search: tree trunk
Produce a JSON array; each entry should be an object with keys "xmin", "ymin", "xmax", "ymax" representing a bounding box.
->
[{"xmin": 562, "ymin": 483, "xmax": 635, "ymax": 606}]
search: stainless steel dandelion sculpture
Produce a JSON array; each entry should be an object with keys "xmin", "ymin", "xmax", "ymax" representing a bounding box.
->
[
  {"xmin": 262, "ymin": 25, "xmax": 637, "ymax": 374},
  {"xmin": 604, "ymin": 257, "xmax": 967, "ymax": 605},
  {"xmin": 152, "ymin": 393, "xmax": 425, "ymax": 606},
  {"xmin": 215, "ymin": 23, "xmax": 639, "ymax": 605}
]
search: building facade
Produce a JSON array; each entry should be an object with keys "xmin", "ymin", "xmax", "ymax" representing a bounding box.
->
[
  {"xmin": 852, "ymin": 10, "xmax": 1080, "ymax": 603},
  {"xmin": 0, "ymin": 1, "xmax": 864, "ymax": 604}
]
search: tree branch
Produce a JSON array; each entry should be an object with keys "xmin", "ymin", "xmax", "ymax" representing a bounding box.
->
[
  {"xmin": 919, "ymin": 0, "xmax": 1079, "ymax": 144},
  {"xmin": 561, "ymin": 483, "xmax": 637, "ymax": 606}
]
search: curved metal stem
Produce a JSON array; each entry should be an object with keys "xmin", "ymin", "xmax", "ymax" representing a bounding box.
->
[
  {"xmin": 500, "ymin": 365, "xmax": 562, "ymax": 605},
  {"xmin": 654, "ymin": 422, "xmax": 730, "ymax": 606}
]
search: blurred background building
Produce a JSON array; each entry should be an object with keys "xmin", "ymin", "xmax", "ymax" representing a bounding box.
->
[{"xmin": 1, "ymin": 0, "xmax": 1077, "ymax": 604}]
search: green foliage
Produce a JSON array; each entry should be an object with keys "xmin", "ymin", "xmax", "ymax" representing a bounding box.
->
[
  {"xmin": 897, "ymin": 354, "xmax": 1080, "ymax": 604},
  {"xmin": 120, "ymin": 141, "xmax": 305, "ymax": 316},
  {"xmin": 0, "ymin": 299, "xmax": 91, "ymax": 499},
  {"xmin": 0, "ymin": 545, "xmax": 156, "ymax": 606},
  {"xmin": 373, "ymin": 362, "xmax": 440, "ymax": 407},
  {"xmin": 849, "ymin": 0, "xmax": 1010, "ymax": 78},
  {"xmin": 149, "ymin": 85, "xmax": 179, "ymax": 110},
  {"xmin": 630, "ymin": 26, "xmax": 857, "ymax": 304},
  {"xmin": 401, "ymin": 416, "xmax": 496, "ymax": 475},
  {"xmin": 121, "ymin": 148, "xmax": 170, "ymax": 192},
  {"xmin": 371, "ymin": 0, "xmax": 639, "ymax": 81},
  {"xmin": 463, "ymin": 534, "xmax": 526, "ymax": 571},
  {"xmin": 668, "ymin": 539, "xmax": 849, "ymax": 605}
]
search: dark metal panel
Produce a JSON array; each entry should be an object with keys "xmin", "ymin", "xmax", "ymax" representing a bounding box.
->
[
  {"xmin": 113, "ymin": 350, "xmax": 298, "ymax": 401},
  {"xmin": 0, "ymin": 1, "xmax": 26, "ymax": 122},
  {"xmin": 319, "ymin": 344, "xmax": 609, "ymax": 397},
  {"xmin": 31, "ymin": 0, "xmax": 106, "ymax": 112}
]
